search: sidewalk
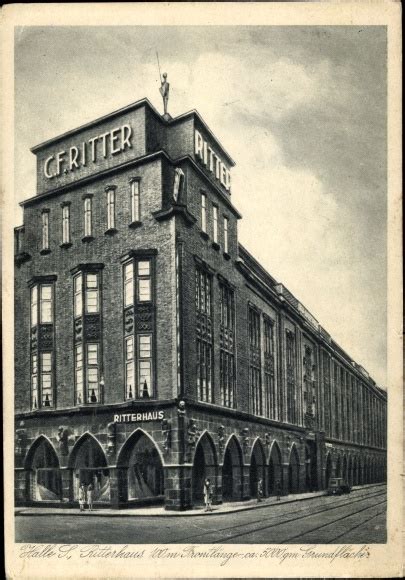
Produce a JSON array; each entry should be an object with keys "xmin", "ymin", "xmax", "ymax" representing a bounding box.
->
[
  {"xmin": 15, "ymin": 490, "xmax": 327, "ymax": 518},
  {"xmin": 14, "ymin": 484, "xmax": 383, "ymax": 518}
]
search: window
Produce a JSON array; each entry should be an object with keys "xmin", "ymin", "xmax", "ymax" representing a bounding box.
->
[
  {"xmin": 75, "ymin": 344, "xmax": 84, "ymax": 405},
  {"xmin": 31, "ymin": 286, "xmax": 38, "ymax": 327},
  {"xmin": 31, "ymin": 283, "xmax": 53, "ymax": 325},
  {"xmin": 85, "ymin": 273, "xmax": 99, "ymax": 313},
  {"xmin": 223, "ymin": 216, "xmax": 229, "ymax": 253},
  {"xmin": 84, "ymin": 197, "xmax": 92, "ymax": 237},
  {"xmin": 31, "ymin": 354, "xmax": 38, "ymax": 409},
  {"xmin": 138, "ymin": 335, "xmax": 152, "ymax": 397},
  {"xmin": 41, "ymin": 352, "xmax": 53, "ymax": 407},
  {"xmin": 286, "ymin": 330, "xmax": 296, "ymax": 423},
  {"xmin": 213, "ymin": 205, "xmax": 218, "ymax": 244},
  {"xmin": 264, "ymin": 317, "xmax": 276, "ymax": 419},
  {"xmin": 130, "ymin": 179, "xmax": 140, "ymax": 223},
  {"xmin": 125, "ymin": 336, "xmax": 135, "ymax": 399},
  {"xmin": 219, "ymin": 282, "xmax": 235, "ymax": 407},
  {"xmin": 196, "ymin": 267, "xmax": 213, "ymax": 402},
  {"xmin": 74, "ymin": 274, "xmax": 83, "ymax": 317},
  {"xmin": 106, "ymin": 188, "xmax": 116, "ymax": 230},
  {"xmin": 122, "ymin": 254, "xmax": 155, "ymax": 400},
  {"xmin": 40, "ymin": 285, "xmax": 53, "ymax": 323},
  {"xmin": 124, "ymin": 262, "xmax": 134, "ymax": 307},
  {"xmin": 62, "ymin": 204, "xmax": 70, "ymax": 244},
  {"xmin": 173, "ymin": 168, "xmax": 184, "ymax": 203},
  {"xmin": 249, "ymin": 307, "xmax": 262, "ymax": 415},
  {"xmin": 86, "ymin": 343, "xmax": 99, "ymax": 403},
  {"xmin": 201, "ymin": 192, "xmax": 207, "ymax": 233},
  {"xmin": 137, "ymin": 261, "xmax": 151, "ymax": 302},
  {"xmin": 42, "ymin": 210, "xmax": 49, "ymax": 251}
]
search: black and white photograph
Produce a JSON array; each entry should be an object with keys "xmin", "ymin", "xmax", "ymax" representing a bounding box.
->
[{"xmin": 3, "ymin": 2, "xmax": 402, "ymax": 579}]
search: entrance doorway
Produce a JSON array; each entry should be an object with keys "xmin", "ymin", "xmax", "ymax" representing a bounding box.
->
[
  {"xmin": 71, "ymin": 435, "xmax": 110, "ymax": 503},
  {"xmin": 305, "ymin": 441, "xmax": 317, "ymax": 492},
  {"xmin": 26, "ymin": 437, "xmax": 61, "ymax": 501},
  {"xmin": 222, "ymin": 437, "xmax": 243, "ymax": 501},
  {"xmin": 288, "ymin": 446, "xmax": 300, "ymax": 494},
  {"xmin": 191, "ymin": 433, "xmax": 217, "ymax": 504},
  {"xmin": 268, "ymin": 443, "xmax": 282, "ymax": 496},
  {"xmin": 249, "ymin": 440, "xmax": 266, "ymax": 498}
]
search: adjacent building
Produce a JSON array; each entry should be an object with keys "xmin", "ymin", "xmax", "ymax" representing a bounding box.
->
[{"xmin": 14, "ymin": 97, "xmax": 387, "ymax": 509}]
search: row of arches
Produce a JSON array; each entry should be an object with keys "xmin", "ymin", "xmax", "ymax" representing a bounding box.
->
[{"xmin": 22, "ymin": 431, "xmax": 386, "ymax": 507}]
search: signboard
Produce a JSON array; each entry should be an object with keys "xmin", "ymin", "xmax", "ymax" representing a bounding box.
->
[
  {"xmin": 194, "ymin": 129, "xmax": 231, "ymax": 191},
  {"xmin": 43, "ymin": 124, "xmax": 133, "ymax": 180},
  {"xmin": 113, "ymin": 410, "xmax": 164, "ymax": 423}
]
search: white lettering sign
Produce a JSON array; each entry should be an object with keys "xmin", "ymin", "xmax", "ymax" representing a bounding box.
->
[
  {"xmin": 113, "ymin": 410, "xmax": 165, "ymax": 423},
  {"xmin": 194, "ymin": 130, "xmax": 231, "ymax": 191},
  {"xmin": 43, "ymin": 124, "xmax": 133, "ymax": 179}
]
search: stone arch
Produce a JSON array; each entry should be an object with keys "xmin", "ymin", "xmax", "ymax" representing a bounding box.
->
[
  {"xmin": 24, "ymin": 436, "xmax": 62, "ymax": 502},
  {"xmin": 222, "ymin": 435, "xmax": 243, "ymax": 501},
  {"xmin": 192, "ymin": 431, "xmax": 218, "ymax": 504},
  {"xmin": 268, "ymin": 441, "xmax": 283, "ymax": 496},
  {"xmin": 288, "ymin": 444, "xmax": 300, "ymax": 494},
  {"xmin": 325, "ymin": 452, "xmax": 332, "ymax": 489},
  {"xmin": 116, "ymin": 429, "xmax": 164, "ymax": 503},
  {"xmin": 249, "ymin": 438, "xmax": 266, "ymax": 498},
  {"xmin": 68, "ymin": 432, "xmax": 110, "ymax": 503}
]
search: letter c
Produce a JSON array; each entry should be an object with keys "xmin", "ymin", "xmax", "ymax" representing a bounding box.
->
[{"xmin": 44, "ymin": 155, "xmax": 55, "ymax": 178}]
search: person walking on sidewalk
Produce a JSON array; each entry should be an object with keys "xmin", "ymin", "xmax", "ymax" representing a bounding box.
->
[
  {"xmin": 87, "ymin": 483, "xmax": 94, "ymax": 511},
  {"xmin": 78, "ymin": 483, "xmax": 86, "ymax": 512},
  {"xmin": 203, "ymin": 478, "xmax": 213, "ymax": 512},
  {"xmin": 275, "ymin": 480, "xmax": 282, "ymax": 501},
  {"xmin": 257, "ymin": 478, "xmax": 263, "ymax": 502}
]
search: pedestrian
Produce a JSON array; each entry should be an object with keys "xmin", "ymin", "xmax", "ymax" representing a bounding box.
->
[
  {"xmin": 87, "ymin": 482, "xmax": 94, "ymax": 511},
  {"xmin": 275, "ymin": 480, "xmax": 281, "ymax": 501},
  {"xmin": 257, "ymin": 478, "xmax": 263, "ymax": 502},
  {"xmin": 78, "ymin": 483, "xmax": 86, "ymax": 512},
  {"xmin": 203, "ymin": 478, "xmax": 213, "ymax": 512}
]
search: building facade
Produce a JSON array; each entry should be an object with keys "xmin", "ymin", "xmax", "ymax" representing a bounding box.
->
[{"xmin": 14, "ymin": 98, "xmax": 387, "ymax": 510}]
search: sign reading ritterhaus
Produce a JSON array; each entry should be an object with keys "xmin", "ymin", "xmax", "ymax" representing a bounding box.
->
[{"xmin": 113, "ymin": 410, "xmax": 165, "ymax": 423}]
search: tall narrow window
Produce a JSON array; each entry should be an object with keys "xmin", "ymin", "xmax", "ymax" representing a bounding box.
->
[
  {"xmin": 106, "ymin": 188, "xmax": 116, "ymax": 230},
  {"xmin": 75, "ymin": 344, "xmax": 84, "ymax": 405},
  {"xmin": 85, "ymin": 273, "xmax": 99, "ymax": 313},
  {"xmin": 31, "ymin": 285, "xmax": 38, "ymax": 327},
  {"xmin": 130, "ymin": 179, "xmax": 140, "ymax": 223},
  {"xmin": 74, "ymin": 274, "xmax": 83, "ymax": 317},
  {"xmin": 201, "ymin": 193, "xmax": 207, "ymax": 233},
  {"xmin": 87, "ymin": 343, "xmax": 99, "ymax": 403},
  {"xmin": 213, "ymin": 205, "xmax": 219, "ymax": 244},
  {"xmin": 122, "ymin": 254, "xmax": 156, "ymax": 400},
  {"xmin": 40, "ymin": 352, "xmax": 53, "ymax": 407},
  {"xmin": 41, "ymin": 210, "xmax": 49, "ymax": 251},
  {"xmin": 223, "ymin": 216, "xmax": 229, "ymax": 254},
  {"xmin": 264, "ymin": 316, "xmax": 276, "ymax": 419},
  {"xmin": 137, "ymin": 260, "xmax": 151, "ymax": 302},
  {"xmin": 31, "ymin": 354, "xmax": 38, "ymax": 409},
  {"xmin": 249, "ymin": 307, "xmax": 262, "ymax": 415},
  {"xmin": 40, "ymin": 285, "xmax": 53, "ymax": 323},
  {"xmin": 125, "ymin": 336, "xmax": 135, "ymax": 399},
  {"xmin": 124, "ymin": 262, "xmax": 134, "ymax": 307},
  {"xmin": 219, "ymin": 281, "xmax": 235, "ymax": 407},
  {"xmin": 286, "ymin": 330, "xmax": 296, "ymax": 423},
  {"xmin": 138, "ymin": 335, "xmax": 152, "ymax": 397},
  {"xmin": 196, "ymin": 266, "xmax": 213, "ymax": 402},
  {"xmin": 84, "ymin": 197, "xmax": 92, "ymax": 237},
  {"xmin": 62, "ymin": 204, "xmax": 70, "ymax": 245}
]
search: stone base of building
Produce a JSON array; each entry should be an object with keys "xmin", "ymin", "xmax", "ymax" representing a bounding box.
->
[{"xmin": 14, "ymin": 399, "xmax": 387, "ymax": 510}]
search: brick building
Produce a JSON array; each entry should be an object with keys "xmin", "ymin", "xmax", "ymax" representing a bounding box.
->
[{"xmin": 14, "ymin": 97, "xmax": 387, "ymax": 510}]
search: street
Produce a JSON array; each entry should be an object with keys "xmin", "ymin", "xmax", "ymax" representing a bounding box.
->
[{"xmin": 15, "ymin": 485, "xmax": 386, "ymax": 544}]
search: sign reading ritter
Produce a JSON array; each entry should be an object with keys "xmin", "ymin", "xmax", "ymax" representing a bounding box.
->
[{"xmin": 43, "ymin": 124, "xmax": 133, "ymax": 179}]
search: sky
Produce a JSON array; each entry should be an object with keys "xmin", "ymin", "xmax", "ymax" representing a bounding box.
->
[{"xmin": 14, "ymin": 26, "xmax": 387, "ymax": 387}]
